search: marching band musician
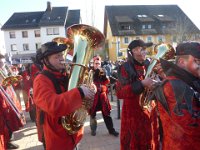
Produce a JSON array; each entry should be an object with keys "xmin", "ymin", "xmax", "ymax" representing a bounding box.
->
[
  {"xmin": 33, "ymin": 41, "xmax": 96, "ymax": 150},
  {"xmin": 0, "ymin": 54, "xmax": 23, "ymax": 149},
  {"xmin": 89, "ymin": 55, "xmax": 119, "ymax": 137},
  {"xmin": 153, "ymin": 42, "xmax": 200, "ymax": 150},
  {"xmin": 116, "ymin": 40, "xmax": 158, "ymax": 150}
]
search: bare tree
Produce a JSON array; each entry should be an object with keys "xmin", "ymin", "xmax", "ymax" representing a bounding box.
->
[{"xmin": 174, "ymin": 14, "xmax": 198, "ymax": 43}]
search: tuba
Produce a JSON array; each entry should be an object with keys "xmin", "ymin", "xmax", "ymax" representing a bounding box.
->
[
  {"xmin": 140, "ymin": 43, "xmax": 175, "ymax": 109},
  {"xmin": 61, "ymin": 24, "xmax": 105, "ymax": 135}
]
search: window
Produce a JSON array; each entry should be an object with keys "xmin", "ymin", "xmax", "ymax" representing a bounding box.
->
[
  {"xmin": 147, "ymin": 36, "xmax": 152, "ymax": 42},
  {"xmin": 162, "ymin": 25, "xmax": 166, "ymax": 29},
  {"xmin": 124, "ymin": 37, "xmax": 129, "ymax": 44},
  {"xmin": 36, "ymin": 43, "xmax": 41, "ymax": 50},
  {"xmin": 142, "ymin": 24, "xmax": 152, "ymax": 29},
  {"xmin": 158, "ymin": 14, "xmax": 164, "ymax": 17},
  {"xmin": 9, "ymin": 32, "xmax": 16, "ymax": 38},
  {"xmin": 148, "ymin": 24, "xmax": 152, "ymax": 29},
  {"xmin": 46, "ymin": 28, "xmax": 59, "ymax": 35},
  {"xmin": 22, "ymin": 31, "xmax": 28, "ymax": 38},
  {"xmin": 11, "ymin": 44, "xmax": 17, "ymax": 51},
  {"xmin": 120, "ymin": 25, "xmax": 131, "ymax": 30},
  {"xmin": 23, "ymin": 44, "xmax": 29, "ymax": 51},
  {"xmin": 157, "ymin": 36, "xmax": 165, "ymax": 42},
  {"xmin": 135, "ymin": 36, "xmax": 140, "ymax": 40},
  {"xmin": 138, "ymin": 15, "xmax": 147, "ymax": 18},
  {"xmin": 34, "ymin": 30, "xmax": 41, "ymax": 37}
]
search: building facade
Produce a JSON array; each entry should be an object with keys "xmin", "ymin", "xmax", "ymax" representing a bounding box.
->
[
  {"xmin": 0, "ymin": 24, "xmax": 6, "ymax": 55},
  {"xmin": 1, "ymin": 2, "xmax": 80, "ymax": 64},
  {"xmin": 104, "ymin": 5, "xmax": 200, "ymax": 61}
]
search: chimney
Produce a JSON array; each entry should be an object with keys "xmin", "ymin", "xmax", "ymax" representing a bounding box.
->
[{"xmin": 46, "ymin": 1, "xmax": 52, "ymax": 12}]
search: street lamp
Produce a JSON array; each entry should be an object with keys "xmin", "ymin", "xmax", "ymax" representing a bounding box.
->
[{"xmin": 112, "ymin": 38, "xmax": 122, "ymax": 60}]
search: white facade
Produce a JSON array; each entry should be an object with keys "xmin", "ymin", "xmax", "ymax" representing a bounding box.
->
[
  {"xmin": 0, "ymin": 24, "xmax": 6, "ymax": 54},
  {"xmin": 4, "ymin": 25, "xmax": 66, "ymax": 56}
]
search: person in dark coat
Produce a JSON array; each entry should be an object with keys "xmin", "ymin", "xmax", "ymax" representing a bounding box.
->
[{"xmin": 89, "ymin": 55, "xmax": 119, "ymax": 137}]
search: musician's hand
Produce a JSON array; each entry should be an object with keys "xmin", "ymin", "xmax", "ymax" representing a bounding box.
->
[
  {"xmin": 141, "ymin": 78, "xmax": 157, "ymax": 89},
  {"xmin": 80, "ymin": 84, "xmax": 96, "ymax": 100}
]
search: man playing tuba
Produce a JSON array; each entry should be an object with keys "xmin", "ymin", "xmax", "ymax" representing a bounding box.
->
[{"xmin": 33, "ymin": 41, "xmax": 96, "ymax": 150}]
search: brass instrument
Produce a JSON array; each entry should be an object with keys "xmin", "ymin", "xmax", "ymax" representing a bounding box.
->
[
  {"xmin": 1, "ymin": 65, "xmax": 22, "ymax": 87},
  {"xmin": 0, "ymin": 68, "xmax": 26, "ymax": 125},
  {"xmin": 140, "ymin": 43, "xmax": 175, "ymax": 109},
  {"xmin": 0, "ymin": 85, "xmax": 25, "ymax": 124},
  {"xmin": 61, "ymin": 24, "xmax": 105, "ymax": 135}
]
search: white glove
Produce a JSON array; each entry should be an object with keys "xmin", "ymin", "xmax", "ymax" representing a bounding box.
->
[{"xmin": 80, "ymin": 84, "xmax": 97, "ymax": 100}]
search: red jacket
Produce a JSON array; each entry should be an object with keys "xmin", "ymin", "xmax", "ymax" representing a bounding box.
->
[
  {"xmin": 116, "ymin": 61, "xmax": 158, "ymax": 150},
  {"xmin": 0, "ymin": 86, "xmax": 25, "ymax": 131},
  {"xmin": 0, "ymin": 94, "xmax": 10, "ymax": 150},
  {"xmin": 158, "ymin": 76, "xmax": 200, "ymax": 150},
  {"xmin": 90, "ymin": 70, "xmax": 111, "ymax": 116},
  {"xmin": 33, "ymin": 67, "xmax": 83, "ymax": 150}
]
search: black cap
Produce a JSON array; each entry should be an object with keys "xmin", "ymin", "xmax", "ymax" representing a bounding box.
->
[
  {"xmin": 40, "ymin": 41, "xmax": 67, "ymax": 59},
  {"xmin": 128, "ymin": 39, "xmax": 153, "ymax": 50},
  {"xmin": 176, "ymin": 42, "xmax": 200, "ymax": 59}
]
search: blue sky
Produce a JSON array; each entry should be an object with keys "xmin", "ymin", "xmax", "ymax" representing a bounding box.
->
[{"xmin": 0, "ymin": 0, "xmax": 199, "ymax": 32}]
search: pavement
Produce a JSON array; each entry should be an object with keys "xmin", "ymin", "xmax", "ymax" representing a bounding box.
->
[{"xmin": 10, "ymin": 94, "xmax": 122, "ymax": 150}]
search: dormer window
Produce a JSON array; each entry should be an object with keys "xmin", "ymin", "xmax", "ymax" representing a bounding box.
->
[
  {"xmin": 138, "ymin": 15, "xmax": 147, "ymax": 18},
  {"xmin": 32, "ymin": 19, "xmax": 36, "ymax": 22},
  {"xmin": 158, "ymin": 15, "xmax": 164, "ymax": 17}
]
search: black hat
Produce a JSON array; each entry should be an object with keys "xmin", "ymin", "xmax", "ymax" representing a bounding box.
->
[
  {"xmin": 40, "ymin": 41, "xmax": 67, "ymax": 59},
  {"xmin": 128, "ymin": 40, "xmax": 153, "ymax": 50},
  {"xmin": 176, "ymin": 42, "xmax": 200, "ymax": 59}
]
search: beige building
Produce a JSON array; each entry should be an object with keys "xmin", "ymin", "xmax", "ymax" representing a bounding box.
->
[{"xmin": 104, "ymin": 5, "xmax": 200, "ymax": 61}]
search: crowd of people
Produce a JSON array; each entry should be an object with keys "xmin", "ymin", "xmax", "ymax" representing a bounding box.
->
[{"xmin": 0, "ymin": 36, "xmax": 200, "ymax": 150}]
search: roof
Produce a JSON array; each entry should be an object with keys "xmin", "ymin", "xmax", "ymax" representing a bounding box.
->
[
  {"xmin": 39, "ymin": 7, "xmax": 68, "ymax": 26},
  {"xmin": 1, "ymin": 7, "xmax": 80, "ymax": 30},
  {"xmin": 65, "ymin": 10, "xmax": 80, "ymax": 28},
  {"xmin": 1, "ymin": 12, "xmax": 43, "ymax": 30},
  {"xmin": 105, "ymin": 5, "xmax": 200, "ymax": 36},
  {"xmin": 115, "ymin": 16, "xmax": 133, "ymax": 22}
]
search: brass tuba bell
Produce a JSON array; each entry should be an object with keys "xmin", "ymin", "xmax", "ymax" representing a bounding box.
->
[{"xmin": 61, "ymin": 24, "xmax": 105, "ymax": 135}]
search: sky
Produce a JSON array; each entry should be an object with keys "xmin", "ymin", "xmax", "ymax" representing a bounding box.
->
[{"xmin": 0, "ymin": 0, "xmax": 200, "ymax": 32}]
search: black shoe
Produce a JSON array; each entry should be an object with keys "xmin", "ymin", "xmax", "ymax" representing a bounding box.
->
[
  {"xmin": 109, "ymin": 130, "xmax": 119, "ymax": 137},
  {"xmin": 91, "ymin": 130, "xmax": 96, "ymax": 136},
  {"xmin": 7, "ymin": 142, "xmax": 19, "ymax": 149}
]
